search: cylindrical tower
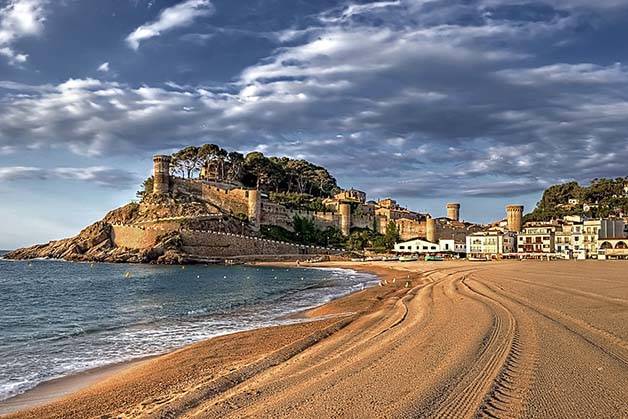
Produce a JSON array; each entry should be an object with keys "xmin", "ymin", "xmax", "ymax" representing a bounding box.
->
[
  {"xmin": 339, "ymin": 203, "xmax": 351, "ymax": 236},
  {"xmin": 506, "ymin": 205, "xmax": 524, "ymax": 232},
  {"xmin": 426, "ymin": 216, "xmax": 438, "ymax": 243},
  {"xmin": 248, "ymin": 189, "xmax": 261, "ymax": 229},
  {"xmin": 153, "ymin": 155, "xmax": 171, "ymax": 194},
  {"xmin": 446, "ymin": 203, "xmax": 460, "ymax": 222}
]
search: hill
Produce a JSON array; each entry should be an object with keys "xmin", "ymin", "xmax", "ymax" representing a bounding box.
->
[{"xmin": 525, "ymin": 177, "xmax": 628, "ymax": 222}]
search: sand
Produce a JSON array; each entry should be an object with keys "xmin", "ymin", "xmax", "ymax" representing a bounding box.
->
[{"xmin": 2, "ymin": 260, "xmax": 627, "ymax": 418}]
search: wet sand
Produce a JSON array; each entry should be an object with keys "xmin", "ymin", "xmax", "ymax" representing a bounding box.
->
[{"xmin": 2, "ymin": 260, "xmax": 627, "ymax": 418}]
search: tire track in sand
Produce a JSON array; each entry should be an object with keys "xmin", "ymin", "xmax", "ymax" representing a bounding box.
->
[{"xmin": 432, "ymin": 272, "xmax": 532, "ymax": 419}]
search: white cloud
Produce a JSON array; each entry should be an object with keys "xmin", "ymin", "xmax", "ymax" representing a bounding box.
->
[
  {"xmin": 0, "ymin": 0, "xmax": 47, "ymax": 64},
  {"xmin": 97, "ymin": 61, "xmax": 110, "ymax": 72},
  {"xmin": 126, "ymin": 0, "xmax": 214, "ymax": 50}
]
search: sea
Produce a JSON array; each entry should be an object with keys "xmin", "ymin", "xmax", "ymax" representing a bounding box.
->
[{"xmin": 0, "ymin": 253, "xmax": 378, "ymax": 402}]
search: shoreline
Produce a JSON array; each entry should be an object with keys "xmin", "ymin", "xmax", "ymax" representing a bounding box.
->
[
  {"xmin": 0, "ymin": 262, "xmax": 391, "ymax": 417},
  {"xmin": 2, "ymin": 259, "xmax": 626, "ymax": 418}
]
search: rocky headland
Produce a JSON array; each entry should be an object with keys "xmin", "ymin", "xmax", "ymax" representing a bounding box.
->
[{"xmin": 5, "ymin": 192, "xmax": 256, "ymax": 264}]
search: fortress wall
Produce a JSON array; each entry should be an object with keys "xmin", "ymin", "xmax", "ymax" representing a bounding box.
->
[
  {"xmin": 261, "ymin": 202, "xmax": 343, "ymax": 232},
  {"xmin": 260, "ymin": 202, "xmax": 295, "ymax": 230},
  {"xmin": 396, "ymin": 218, "xmax": 426, "ymax": 241},
  {"xmin": 291, "ymin": 209, "xmax": 338, "ymax": 230},
  {"xmin": 179, "ymin": 230, "xmax": 339, "ymax": 257},
  {"xmin": 111, "ymin": 225, "xmax": 166, "ymax": 249},
  {"xmin": 172, "ymin": 178, "xmax": 203, "ymax": 197},
  {"xmin": 351, "ymin": 214, "xmax": 375, "ymax": 230},
  {"xmin": 201, "ymin": 183, "xmax": 250, "ymax": 216},
  {"xmin": 112, "ymin": 223, "xmax": 341, "ymax": 257}
]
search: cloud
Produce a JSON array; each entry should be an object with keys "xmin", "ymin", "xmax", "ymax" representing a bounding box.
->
[
  {"xmin": 0, "ymin": 0, "xmax": 47, "ymax": 64},
  {"xmin": 0, "ymin": 166, "xmax": 138, "ymax": 188},
  {"xmin": 97, "ymin": 61, "xmax": 110, "ymax": 72},
  {"xmin": 126, "ymin": 0, "xmax": 214, "ymax": 50},
  {"xmin": 1, "ymin": 0, "xmax": 628, "ymax": 199},
  {"xmin": 497, "ymin": 63, "xmax": 628, "ymax": 85}
]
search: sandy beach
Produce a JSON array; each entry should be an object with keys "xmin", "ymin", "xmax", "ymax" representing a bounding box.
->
[{"xmin": 2, "ymin": 260, "xmax": 627, "ymax": 418}]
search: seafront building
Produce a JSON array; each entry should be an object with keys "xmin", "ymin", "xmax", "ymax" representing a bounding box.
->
[
  {"xmin": 517, "ymin": 225, "xmax": 556, "ymax": 255},
  {"xmin": 392, "ymin": 238, "xmax": 465, "ymax": 256},
  {"xmin": 466, "ymin": 230, "xmax": 516, "ymax": 259},
  {"xmin": 392, "ymin": 201, "xmax": 627, "ymax": 260}
]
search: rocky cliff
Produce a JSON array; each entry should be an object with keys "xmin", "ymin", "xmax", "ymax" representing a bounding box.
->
[{"xmin": 4, "ymin": 193, "xmax": 257, "ymax": 264}]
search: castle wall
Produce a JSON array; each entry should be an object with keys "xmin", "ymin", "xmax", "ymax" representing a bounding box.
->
[
  {"xmin": 179, "ymin": 230, "xmax": 337, "ymax": 257},
  {"xmin": 396, "ymin": 218, "xmax": 426, "ymax": 241},
  {"xmin": 111, "ymin": 225, "xmax": 163, "ymax": 249},
  {"xmin": 171, "ymin": 177, "xmax": 203, "ymax": 197},
  {"xmin": 111, "ymin": 223, "xmax": 341, "ymax": 257},
  {"xmin": 201, "ymin": 183, "xmax": 251, "ymax": 217},
  {"xmin": 260, "ymin": 202, "xmax": 340, "ymax": 232}
]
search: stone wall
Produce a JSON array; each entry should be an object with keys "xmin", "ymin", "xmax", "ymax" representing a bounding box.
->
[
  {"xmin": 395, "ymin": 218, "xmax": 426, "ymax": 241},
  {"xmin": 179, "ymin": 230, "xmax": 339, "ymax": 257},
  {"xmin": 260, "ymin": 202, "xmax": 340, "ymax": 232},
  {"xmin": 111, "ymin": 225, "xmax": 164, "ymax": 249},
  {"xmin": 111, "ymin": 223, "xmax": 341, "ymax": 257},
  {"xmin": 201, "ymin": 183, "xmax": 251, "ymax": 217}
]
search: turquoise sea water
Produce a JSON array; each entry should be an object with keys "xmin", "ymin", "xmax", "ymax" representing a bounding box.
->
[{"xmin": 0, "ymin": 255, "xmax": 377, "ymax": 401}]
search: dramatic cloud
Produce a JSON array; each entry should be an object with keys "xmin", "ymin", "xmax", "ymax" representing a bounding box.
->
[
  {"xmin": 1, "ymin": 0, "xmax": 627, "ymax": 198},
  {"xmin": 0, "ymin": 166, "xmax": 138, "ymax": 188},
  {"xmin": 0, "ymin": 0, "xmax": 47, "ymax": 64},
  {"xmin": 126, "ymin": 0, "xmax": 214, "ymax": 50}
]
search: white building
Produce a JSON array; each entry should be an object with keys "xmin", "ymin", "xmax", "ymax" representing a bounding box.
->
[
  {"xmin": 555, "ymin": 230, "xmax": 573, "ymax": 259},
  {"xmin": 393, "ymin": 238, "xmax": 439, "ymax": 254},
  {"xmin": 393, "ymin": 238, "xmax": 465, "ymax": 255},
  {"xmin": 517, "ymin": 225, "xmax": 556, "ymax": 255},
  {"xmin": 466, "ymin": 231, "xmax": 516, "ymax": 259},
  {"xmin": 438, "ymin": 239, "xmax": 466, "ymax": 254}
]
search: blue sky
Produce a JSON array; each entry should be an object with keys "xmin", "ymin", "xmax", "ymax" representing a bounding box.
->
[{"xmin": 1, "ymin": 0, "xmax": 628, "ymax": 249}]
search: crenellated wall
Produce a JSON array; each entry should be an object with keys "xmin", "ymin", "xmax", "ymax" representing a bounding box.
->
[
  {"xmin": 111, "ymin": 223, "xmax": 341, "ymax": 257},
  {"xmin": 179, "ymin": 230, "xmax": 338, "ymax": 257},
  {"xmin": 395, "ymin": 218, "xmax": 426, "ymax": 241},
  {"xmin": 260, "ymin": 202, "xmax": 341, "ymax": 232}
]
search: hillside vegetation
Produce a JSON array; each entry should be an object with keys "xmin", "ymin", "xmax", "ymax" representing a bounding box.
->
[{"xmin": 525, "ymin": 177, "xmax": 628, "ymax": 221}]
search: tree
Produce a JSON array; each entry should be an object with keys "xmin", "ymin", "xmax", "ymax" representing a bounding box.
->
[
  {"xmin": 383, "ymin": 221, "xmax": 400, "ymax": 250},
  {"xmin": 171, "ymin": 146, "xmax": 202, "ymax": 178},
  {"xmin": 136, "ymin": 177, "xmax": 154, "ymax": 199},
  {"xmin": 226, "ymin": 151, "xmax": 245, "ymax": 182}
]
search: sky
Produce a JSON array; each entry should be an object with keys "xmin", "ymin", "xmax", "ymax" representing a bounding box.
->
[{"xmin": 1, "ymin": 0, "xmax": 628, "ymax": 249}]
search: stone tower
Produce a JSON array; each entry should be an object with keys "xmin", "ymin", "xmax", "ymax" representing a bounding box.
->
[
  {"xmin": 446, "ymin": 203, "xmax": 460, "ymax": 222},
  {"xmin": 247, "ymin": 189, "xmax": 261, "ymax": 229},
  {"xmin": 426, "ymin": 216, "xmax": 438, "ymax": 243},
  {"xmin": 506, "ymin": 205, "xmax": 524, "ymax": 232},
  {"xmin": 153, "ymin": 155, "xmax": 171, "ymax": 194},
  {"xmin": 339, "ymin": 203, "xmax": 351, "ymax": 236}
]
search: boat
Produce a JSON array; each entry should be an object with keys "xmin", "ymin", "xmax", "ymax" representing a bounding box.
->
[
  {"xmin": 399, "ymin": 255, "xmax": 418, "ymax": 262},
  {"xmin": 382, "ymin": 256, "xmax": 400, "ymax": 261},
  {"xmin": 425, "ymin": 255, "xmax": 443, "ymax": 261},
  {"xmin": 351, "ymin": 257, "xmax": 366, "ymax": 262}
]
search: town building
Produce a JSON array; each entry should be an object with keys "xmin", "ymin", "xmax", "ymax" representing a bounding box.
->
[
  {"xmin": 598, "ymin": 219, "xmax": 628, "ymax": 259},
  {"xmin": 466, "ymin": 230, "xmax": 516, "ymax": 259},
  {"xmin": 393, "ymin": 238, "xmax": 466, "ymax": 256},
  {"xmin": 393, "ymin": 238, "xmax": 439, "ymax": 254},
  {"xmin": 517, "ymin": 225, "xmax": 556, "ymax": 256}
]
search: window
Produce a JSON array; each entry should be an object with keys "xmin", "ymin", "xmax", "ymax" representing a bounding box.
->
[
  {"xmin": 399, "ymin": 246, "xmax": 405, "ymax": 250},
  {"xmin": 423, "ymin": 246, "xmax": 428, "ymax": 250}
]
